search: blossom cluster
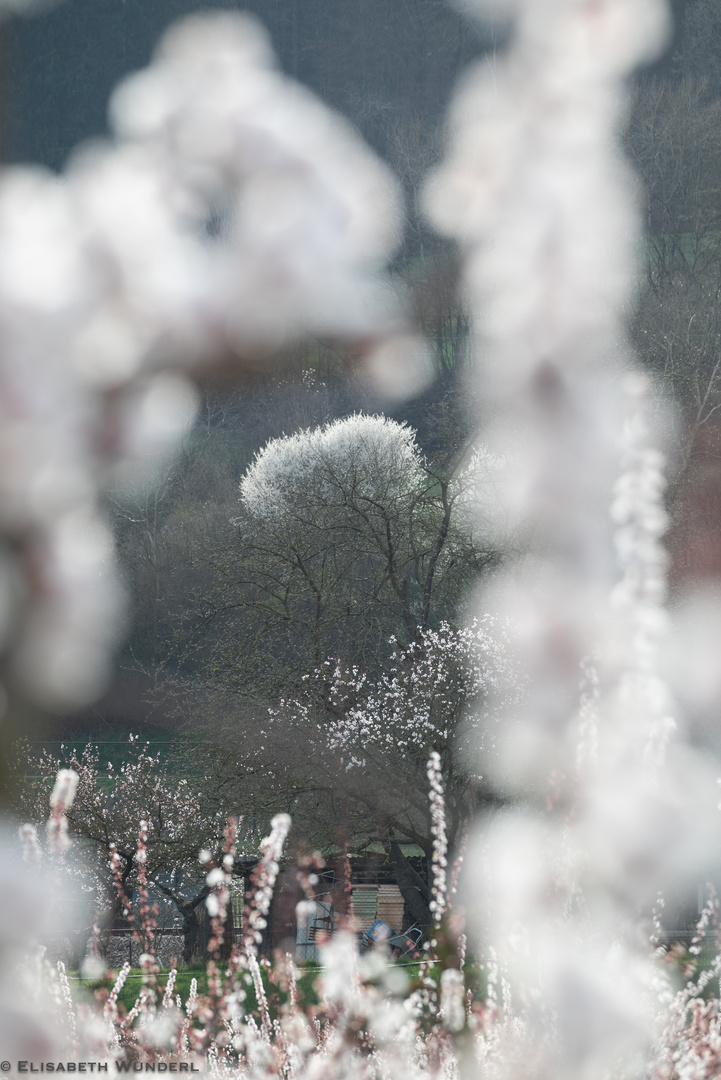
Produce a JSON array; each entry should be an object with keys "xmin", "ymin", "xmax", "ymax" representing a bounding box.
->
[
  {"xmin": 282, "ymin": 618, "xmax": 517, "ymax": 770},
  {"xmin": 47, "ymin": 769, "xmax": 79, "ymax": 858},
  {"xmin": 239, "ymin": 414, "xmax": 424, "ymax": 521},
  {"xmin": 240, "ymin": 814, "xmax": 291, "ymax": 958},
  {"xmin": 427, "ymin": 752, "xmax": 447, "ymax": 924},
  {"xmin": 203, "ymin": 818, "xmax": 237, "ymax": 960},
  {"xmin": 0, "ymin": 4, "xmax": 408, "ymax": 716},
  {"xmin": 421, "ymin": 1, "xmax": 721, "ymax": 1079}
]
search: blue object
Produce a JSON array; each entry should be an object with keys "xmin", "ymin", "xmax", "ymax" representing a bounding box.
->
[{"xmin": 365, "ymin": 919, "xmax": 392, "ymax": 943}]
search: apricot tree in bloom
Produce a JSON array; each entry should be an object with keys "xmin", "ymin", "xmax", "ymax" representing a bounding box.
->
[
  {"xmin": 14, "ymin": 738, "xmax": 226, "ymax": 962},
  {"xmin": 187, "ymin": 413, "xmax": 503, "ymax": 697},
  {"xmin": 235, "ymin": 619, "xmax": 516, "ymax": 926}
]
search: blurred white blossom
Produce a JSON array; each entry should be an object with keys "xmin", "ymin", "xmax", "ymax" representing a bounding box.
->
[
  {"xmin": 426, "ymin": 1, "xmax": 719, "ymax": 1079},
  {"xmin": 0, "ymin": 9, "xmax": 413, "ymax": 713},
  {"xmin": 108, "ymin": 13, "xmax": 405, "ymax": 362}
]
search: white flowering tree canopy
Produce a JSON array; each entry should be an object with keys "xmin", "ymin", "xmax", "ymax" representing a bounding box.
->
[
  {"xmin": 239, "ymin": 413, "xmax": 422, "ymax": 521},
  {"xmin": 272, "ymin": 618, "xmax": 517, "ymax": 784}
]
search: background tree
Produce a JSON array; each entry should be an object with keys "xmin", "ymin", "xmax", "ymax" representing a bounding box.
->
[
  {"xmin": 11, "ymin": 738, "xmax": 227, "ymax": 962},
  {"xmin": 673, "ymin": 0, "xmax": 721, "ymax": 95},
  {"xmin": 186, "ymin": 620, "xmax": 516, "ymax": 927},
  {"xmin": 628, "ymin": 74, "xmax": 721, "ymax": 472},
  {"xmin": 177, "ymin": 413, "xmax": 502, "ymax": 699},
  {"xmin": 110, "ymin": 371, "xmax": 363, "ymax": 679},
  {"xmin": 156, "ymin": 412, "xmax": 508, "ymax": 927}
]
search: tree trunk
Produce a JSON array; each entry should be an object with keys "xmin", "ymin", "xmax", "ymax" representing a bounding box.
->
[
  {"xmin": 387, "ymin": 838, "xmax": 432, "ymax": 930},
  {"xmin": 180, "ymin": 901, "xmax": 203, "ymax": 965},
  {"xmin": 155, "ymin": 883, "xmax": 209, "ymax": 964}
]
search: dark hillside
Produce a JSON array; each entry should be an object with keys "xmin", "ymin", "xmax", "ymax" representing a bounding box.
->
[{"xmin": 4, "ymin": 0, "xmax": 492, "ymax": 169}]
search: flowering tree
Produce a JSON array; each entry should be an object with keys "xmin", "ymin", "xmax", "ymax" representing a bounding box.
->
[
  {"xmin": 195, "ymin": 619, "xmax": 516, "ymax": 927},
  {"xmin": 13, "ymin": 738, "xmax": 226, "ymax": 962},
  {"xmin": 182, "ymin": 413, "xmax": 502, "ymax": 697}
]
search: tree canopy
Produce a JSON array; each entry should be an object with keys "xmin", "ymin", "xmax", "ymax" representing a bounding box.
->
[
  {"xmin": 184, "ymin": 619, "xmax": 517, "ymax": 927},
  {"xmin": 12, "ymin": 738, "xmax": 226, "ymax": 961},
  {"xmin": 180, "ymin": 413, "xmax": 502, "ymax": 697}
]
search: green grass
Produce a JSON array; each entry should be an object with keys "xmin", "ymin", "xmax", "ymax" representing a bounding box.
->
[
  {"xmin": 78, "ymin": 961, "xmax": 323, "ymax": 1021},
  {"xmin": 77, "ymin": 957, "xmax": 484, "ymax": 1021}
]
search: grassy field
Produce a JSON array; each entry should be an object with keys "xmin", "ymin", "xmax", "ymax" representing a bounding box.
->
[
  {"xmin": 77, "ymin": 957, "xmax": 484, "ymax": 1021},
  {"xmin": 78, "ymin": 961, "xmax": 323, "ymax": 1020}
]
